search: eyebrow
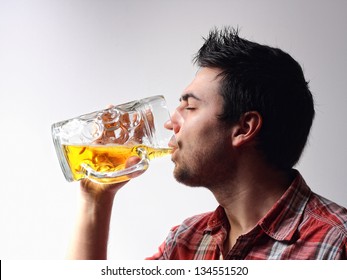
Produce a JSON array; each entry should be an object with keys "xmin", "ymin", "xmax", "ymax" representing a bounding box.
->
[{"xmin": 179, "ymin": 93, "xmax": 202, "ymax": 102}]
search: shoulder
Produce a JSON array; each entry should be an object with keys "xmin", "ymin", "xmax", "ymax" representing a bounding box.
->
[
  {"xmin": 155, "ymin": 210, "xmax": 215, "ymax": 259},
  {"xmin": 305, "ymin": 192, "xmax": 347, "ymax": 236},
  {"xmin": 293, "ymin": 171, "xmax": 347, "ymax": 237}
]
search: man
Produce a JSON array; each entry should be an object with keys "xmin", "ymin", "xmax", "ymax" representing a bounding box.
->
[{"xmin": 68, "ymin": 27, "xmax": 347, "ymax": 259}]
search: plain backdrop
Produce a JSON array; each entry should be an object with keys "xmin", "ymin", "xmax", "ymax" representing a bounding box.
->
[{"xmin": 0, "ymin": 0, "xmax": 346, "ymax": 260}]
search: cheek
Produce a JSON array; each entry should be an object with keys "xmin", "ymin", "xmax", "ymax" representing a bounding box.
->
[
  {"xmin": 184, "ymin": 122, "xmax": 229, "ymax": 153},
  {"xmin": 178, "ymin": 110, "xmax": 230, "ymax": 147}
]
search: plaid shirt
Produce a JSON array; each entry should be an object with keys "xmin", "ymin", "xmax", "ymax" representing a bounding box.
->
[{"xmin": 147, "ymin": 171, "xmax": 347, "ymax": 259}]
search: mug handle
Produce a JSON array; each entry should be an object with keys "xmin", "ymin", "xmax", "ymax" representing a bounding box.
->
[{"xmin": 80, "ymin": 147, "xmax": 150, "ymax": 183}]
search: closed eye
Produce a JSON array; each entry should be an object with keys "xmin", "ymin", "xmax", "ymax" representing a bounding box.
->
[{"xmin": 185, "ymin": 106, "xmax": 195, "ymax": 110}]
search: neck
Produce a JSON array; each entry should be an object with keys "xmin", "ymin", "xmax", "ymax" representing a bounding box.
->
[{"xmin": 211, "ymin": 162, "xmax": 293, "ymax": 248}]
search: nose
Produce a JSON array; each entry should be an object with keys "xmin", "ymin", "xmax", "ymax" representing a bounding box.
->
[{"xmin": 164, "ymin": 109, "xmax": 182, "ymax": 135}]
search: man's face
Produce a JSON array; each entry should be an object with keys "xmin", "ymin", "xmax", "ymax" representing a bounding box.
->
[{"xmin": 167, "ymin": 67, "xmax": 234, "ymax": 188}]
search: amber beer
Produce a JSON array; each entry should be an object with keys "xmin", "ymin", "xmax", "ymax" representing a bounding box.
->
[{"xmin": 62, "ymin": 144, "xmax": 172, "ymax": 183}]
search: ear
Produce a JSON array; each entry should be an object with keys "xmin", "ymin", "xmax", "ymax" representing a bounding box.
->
[{"xmin": 231, "ymin": 111, "xmax": 262, "ymax": 147}]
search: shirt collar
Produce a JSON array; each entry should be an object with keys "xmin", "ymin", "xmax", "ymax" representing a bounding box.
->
[
  {"xmin": 206, "ymin": 205, "xmax": 229, "ymax": 233},
  {"xmin": 258, "ymin": 170, "xmax": 312, "ymax": 241},
  {"xmin": 204, "ymin": 170, "xmax": 312, "ymax": 242}
]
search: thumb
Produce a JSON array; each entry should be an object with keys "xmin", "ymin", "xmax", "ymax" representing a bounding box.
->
[
  {"xmin": 125, "ymin": 156, "xmax": 147, "ymax": 179},
  {"xmin": 125, "ymin": 156, "xmax": 141, "ymax": 167}
]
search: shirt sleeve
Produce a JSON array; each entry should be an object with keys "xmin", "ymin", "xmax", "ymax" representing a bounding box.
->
[{"xmin": 145, "ymin": 225, "xmax": 180, "ymax": 260}]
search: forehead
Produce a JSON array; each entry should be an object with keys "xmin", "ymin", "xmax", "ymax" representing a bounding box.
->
[{"xmin": 182, "ymin": 67, "xmax": 223, "ymax": 100}]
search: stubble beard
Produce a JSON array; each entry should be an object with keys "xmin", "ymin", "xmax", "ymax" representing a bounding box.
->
[
  {"xmin": 172, "ymin": 139, "xmax": 234, "ymax": 190},
  {"xmin": 171, "ymin": 149, "xmax": 219, "ymax": 189},
  {"xmin": 172, "ymin": 158, "xmax": 199, "ymax": 187},
  {"xmin": 171, "ymin": 142, "xmax": 203, "ymax": 187}
]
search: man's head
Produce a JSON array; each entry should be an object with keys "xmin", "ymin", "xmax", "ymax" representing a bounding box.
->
[{"xmin": 193, "ymin": 27, "xmax": 315, "ymax": 171}]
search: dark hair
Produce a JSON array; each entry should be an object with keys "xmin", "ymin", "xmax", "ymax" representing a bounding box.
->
[{"xmin": 194, "ymin": 27, "xmax": 315, "ymax": 171}]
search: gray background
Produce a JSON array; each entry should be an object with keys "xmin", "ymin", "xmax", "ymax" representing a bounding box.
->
[{"xmin": 0, "ymin": 0, "xmax": 346, "ymax": 259}]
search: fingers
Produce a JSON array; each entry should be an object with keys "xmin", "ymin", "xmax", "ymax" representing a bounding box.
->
[
  {"xmin": 125, "ymin": 156, "xmax": 147, "ymax": 179},
  {"xmin": 79, "ymin": 155, "xmax": 146, "ymax": 196},
  {"xmin": 125, "ymin": 156, "xmax": 141, "ymax": 167},
  {"xmin": 80, "ymin": 178, "xmax": 128, "ymax": 197}
]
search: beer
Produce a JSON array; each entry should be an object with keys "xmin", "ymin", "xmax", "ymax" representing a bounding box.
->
[{"xmin": 62, "ymin": 144, "xmax": 172, "ymax": 183}]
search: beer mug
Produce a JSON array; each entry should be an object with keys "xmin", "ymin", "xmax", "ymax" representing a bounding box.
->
[{"xmin": 52, "ymin": 95, "xmax": 173, "ymax": 184}]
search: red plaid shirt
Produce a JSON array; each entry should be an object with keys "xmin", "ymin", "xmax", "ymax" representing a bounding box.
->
[{"xmin": 147, "ymin": 171, "xmax": 347, "ymax": 259}]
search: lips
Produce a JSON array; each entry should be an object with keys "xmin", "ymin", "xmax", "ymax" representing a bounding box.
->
[
  {"xmin": 168, "ymin": 135, "xmax": 178, "ymax": 155},
  {"xmin": 168, "ymin": 135, "xmax": 178, "ymax": 148}
]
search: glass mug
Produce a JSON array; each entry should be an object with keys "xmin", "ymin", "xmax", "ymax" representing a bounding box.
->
[{"xmin": 52, "ymin": 95, "xmax": 174, "ymax": 184}]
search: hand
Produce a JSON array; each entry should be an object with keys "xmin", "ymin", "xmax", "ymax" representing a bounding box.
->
[{"xmin": 79, "ymin": 156, "xmax": 144, "ymax": 201}]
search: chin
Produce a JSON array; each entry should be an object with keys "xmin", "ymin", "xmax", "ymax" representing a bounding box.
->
[{"xmin": 173, "ymin": 168, "xmax": 203, "ymax": 187}]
